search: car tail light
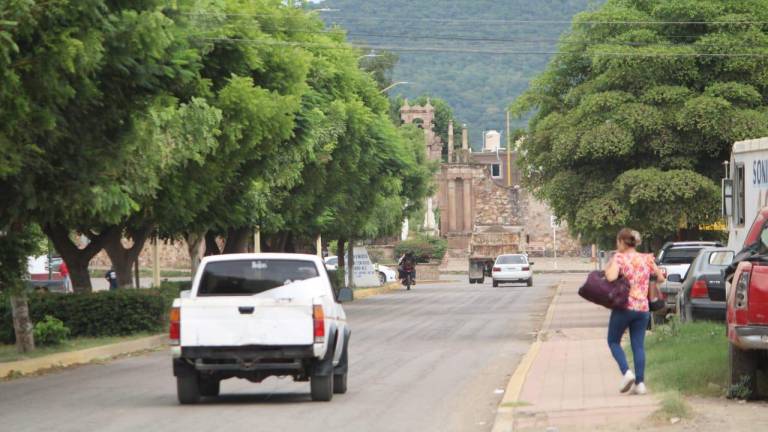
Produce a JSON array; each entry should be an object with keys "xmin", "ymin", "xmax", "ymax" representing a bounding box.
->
[
  {"xmin": 169, "ymin": 307, "xmax": 180, "ymax": 345},
  {"xmin": 313, "ymin": 304, "xmax": 325, "ymax": 344},
  {"xmin": 493, "ymin": 267, "xmax": 501, "ymax": 272},
  {"xmin": 691, "ymin": 280, "xmax": 708, "ymax": 299},
  {"xmin": 522, "ymin": 266, "xmax": 530, "ymax": 271},
  {"xmin": 735, "ymin": 271, "xmax": 751, "ymax": 309}
]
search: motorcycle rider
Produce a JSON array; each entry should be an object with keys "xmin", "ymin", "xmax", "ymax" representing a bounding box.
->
[{"xmin": 398, "ymin": 251, "xmax": 417, "ymax": 285}]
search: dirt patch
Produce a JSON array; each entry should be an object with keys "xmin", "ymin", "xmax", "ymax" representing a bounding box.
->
[{"xmin": 608, "ymin": 397, "xmax": 768, "ymax": 432}]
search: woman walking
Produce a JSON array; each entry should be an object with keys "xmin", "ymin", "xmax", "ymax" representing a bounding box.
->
[{"xmin": 604, "ymin": 228, "xmax": 665, "ymax": 395}]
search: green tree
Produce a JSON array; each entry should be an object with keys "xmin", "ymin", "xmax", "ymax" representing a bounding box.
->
[
  {"xmin": 0, "ymin": 0, "xmax": 209, "ymax": 290},
  {"xmin": 511, "ymin": 0, "xmax": 768, "ymax": 246}
]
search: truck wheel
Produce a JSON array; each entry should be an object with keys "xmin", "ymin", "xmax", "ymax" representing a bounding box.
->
[
  {"xmin": 478, "ymin": 277, "xmax": 484, "ymax": 284},
  {"xmin": 468, "ymin": 278, "xmax": 475, "ymax": 284},
  {"xmin": 310, "ymin": 374, "xmax": 334, "ymax": 401},
  {"xmin": 177, "ymin": 374, "xmax": 201, "ymax": 404},
  {"xmin": 200, "ymin": 378, "xmax": 220, "ymax": 397},
  {"xmin": 333, "ymin": 335, "xmax": 350, "ymax": 394},
  {"xmin": 333, "ymin": 373, "xmax": 348, "ymax": 394},
  {"xmin": 729, "ymin": 343, "xmax": 758, "ymax": 399}
]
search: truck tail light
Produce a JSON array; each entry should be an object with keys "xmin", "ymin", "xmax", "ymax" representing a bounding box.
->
[
  {"xmin": 735, "ymin": 272, "xmax": 751, "ymax": 309},
  {"xmin": 492, "ymin": 267, "xmax": 501, "ymax": 272},
  {"xmin": 313, "ymin": 304, "xmax": 325, "ymax": 344},
  {"xmin": 691, "ymin": 280, "xmax": 708, "ymax": 299},
  {"xmin": 169, "ymin": 306, "xmax": 180, "ymax": 345}
]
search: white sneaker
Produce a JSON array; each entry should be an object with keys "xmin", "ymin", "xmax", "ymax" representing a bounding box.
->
[
  {"xmin": 631, "ymin": 383, "xmax": 647, "ymax": 395},
  {"xmin": 620, "ymin": 370, "xmax": 636, "ymax": 393}
]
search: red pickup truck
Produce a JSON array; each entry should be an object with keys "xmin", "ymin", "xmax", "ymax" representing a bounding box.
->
[{"xmin": 726, "ymin": 207, "xmax": 768, "ymax": 398}]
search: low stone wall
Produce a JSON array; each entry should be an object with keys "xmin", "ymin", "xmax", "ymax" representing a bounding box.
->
[{"xmin": 417, "ymin": 263, "xmax": 441, "ymax": 281}]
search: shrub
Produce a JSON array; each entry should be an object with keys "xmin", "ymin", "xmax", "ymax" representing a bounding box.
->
[
  {"xmin": 394, "ymin": 235, "xmax": 447, "ymax": 263},
  {"xmin": 33, "ymin": 315, "xmax": 70, "ymax": 345},
  {"xmin": 0, "ymin": 282, "xmax": 187, "ymax": 344}
]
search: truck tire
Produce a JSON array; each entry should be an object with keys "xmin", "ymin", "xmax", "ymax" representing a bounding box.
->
[
  {"xmin": 177, "ymin": 374, "xmax": 201, "ymax": 404},
  {"xmin": 200, "ymin": 378, "xmax": 220, "ymax": 397},
  {"xmin": 311, "ymin": 374, "xmax": 334, "ymax": 401},
  {"xmin": 478, "ymin": 277, "xmax": 484, "ymax": 284},
  {"xmin": 729, "ymin": 343, "xmax": 758, "ymax": 399},
  {"xmin": 333, "ymin": 335, "xmax": 350, "ymax": 394}
]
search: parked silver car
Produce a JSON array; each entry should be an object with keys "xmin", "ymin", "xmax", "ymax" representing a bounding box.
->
[{"xmin": 676, "ymin": 247, "xmax": 734, "ymax": 322}]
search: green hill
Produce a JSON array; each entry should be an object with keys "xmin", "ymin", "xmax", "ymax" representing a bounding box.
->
[{"xmin": 314, "ymin": 0, "xmax": 598, "ymax": 146}]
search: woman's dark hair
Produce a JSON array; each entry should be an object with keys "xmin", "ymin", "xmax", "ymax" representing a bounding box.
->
[{"xmin": 617, "ymin": 228, "xmax": 641, "ymax": 248}]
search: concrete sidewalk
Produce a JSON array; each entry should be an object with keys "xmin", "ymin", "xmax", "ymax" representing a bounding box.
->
[{"xmin": 493, "ymin": 275, "xmax": 658, "ymax": 432}]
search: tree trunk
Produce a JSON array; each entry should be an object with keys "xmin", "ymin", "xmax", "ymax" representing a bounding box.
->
[
  {"xmin": 204, "ymin": 230, "xmax": 221, "ymax": 256},
  {"xmin": 10, "ymin": 293, "xmax": 35, "ymax": 353},
  {"xmin": 223, "ymin": 226, "xmax": 251, "ymax": 254},
  {"xmin": 43, "ymin": 224, "xmax": 114, "ymax": 293},
  {"xmin": 337, "ymin": 237, "xmax": 346, "ymax": 269},
  {"xmin": 185, "ymin": 232, "xmax": 205, "ymax": 274},
  {"xmin": 103, "ymin": 224, "xmax": 152, "ymax": 289},
  {"xmin": 347, "ymin": 238, "xmax": 356, "ymax": 289}
]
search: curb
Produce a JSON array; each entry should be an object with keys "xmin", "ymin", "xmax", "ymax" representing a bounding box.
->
[
  {"xmin": 0, "ymin": 334, "xmax": 166, "ymax": 379},
  {"xmin": 353, "ymin": 282, "xmax": 402, "ymax": 300},
  {"xmin": 491, "ymin": 279, "xmax": 564, "ymax": 432}
]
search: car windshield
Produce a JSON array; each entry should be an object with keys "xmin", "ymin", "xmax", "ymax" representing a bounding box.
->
[
  {"xmin": 660, "ymin": 248, "xmax": 702, "ymax": 265},
  {"xmin": 198, "ymin": 259, "xmax": 319, "ymax": 296},
  {"xmin": 496, "ymin": 255, "xmax": 527, "ymax": 265}
]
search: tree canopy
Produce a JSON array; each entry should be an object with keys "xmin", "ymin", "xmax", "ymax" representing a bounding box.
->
[
  {"xmin": 0, "ymin": 0, "xmax": 436, "ymax": 292},
  {"xmin": 512, "ymin": 0, "xmax": 768, "ymax": 246}
]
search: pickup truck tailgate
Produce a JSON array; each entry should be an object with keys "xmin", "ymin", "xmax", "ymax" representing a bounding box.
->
[{"xmin": 180, "ymin": 297, "xmax": 314, "ymax": 347}]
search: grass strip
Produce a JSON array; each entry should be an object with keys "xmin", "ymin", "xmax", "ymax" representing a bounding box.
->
[{"xmin": 0, "ymin": 332, "xmax": 159, "ymax": 363}]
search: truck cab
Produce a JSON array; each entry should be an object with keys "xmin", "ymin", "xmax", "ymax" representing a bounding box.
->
[
  {"xmin": 723, "ymin": 138, "xmax": 768, "ymax": 398},
  {"xmin": 171, "ymin": 253, "xmax": 350, "ymax": 404}
]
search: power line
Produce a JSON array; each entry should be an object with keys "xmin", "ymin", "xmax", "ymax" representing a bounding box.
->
[
  {"xmin": 192, "ymin": 37, "xmax": 768, "ymax": 57},
  {"xmin": 187, "ymin": 27, "xmax": 768, "ymax": 49},
  {"xmin": 177, "ymin": 11, "xmax": 768, "ymax": 26}
]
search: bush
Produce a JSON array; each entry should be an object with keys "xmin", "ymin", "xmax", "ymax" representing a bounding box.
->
[
  {"xmin": 33, "ymin": 315, "xmax": 70, "ymax": 345},
  {"xmin": 394, "ymin": 235, "xmax": 447, "ymax": 263},
  {"xmin": 0, "ymin": 282, "xmax": 187, "ymax": 344}
]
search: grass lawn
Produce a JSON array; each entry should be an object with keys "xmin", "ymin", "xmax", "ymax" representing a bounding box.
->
[
  {"xmin": 0, "ymin": 332, "xmax": 160, "ymax": 363},
  {"xmin": 642, "ymin": 320, "xmax": 729, "ymax": 397}
]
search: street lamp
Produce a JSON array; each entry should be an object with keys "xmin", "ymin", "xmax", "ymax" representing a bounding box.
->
[{"xmin": 380, "ymin": 81, "xmax": 410, "ymax": 93}]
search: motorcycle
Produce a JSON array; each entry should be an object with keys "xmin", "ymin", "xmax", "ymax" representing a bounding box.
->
[{"xmin": 400, "ymin": 264, "xmax": 415, "ymax": 290}]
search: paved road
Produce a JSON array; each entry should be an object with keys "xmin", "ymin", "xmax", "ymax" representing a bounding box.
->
[{"xmin": 0, "ymin": 275, "xmax": 561, "ymax": 432}]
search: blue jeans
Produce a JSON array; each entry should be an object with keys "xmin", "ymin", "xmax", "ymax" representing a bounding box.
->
[{"xmin": 607, "ymin": 309, "xmax": 650, "ymax": 383}]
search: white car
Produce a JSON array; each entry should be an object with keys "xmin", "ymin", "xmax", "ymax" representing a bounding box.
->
[
  {"xmin": 324, "ymin": 256, "xmax": 339, "ymax": 271},
  {"xmin": 492, "ymin": 254, "xmax": 533, "ymax": 287},
  {"xmin": 375, "ymin": 264, "xmax": 397, "ymax": 285},
  {"xmin": 171, "ymin": 253, "xmax": 350, "ymax": 403}
]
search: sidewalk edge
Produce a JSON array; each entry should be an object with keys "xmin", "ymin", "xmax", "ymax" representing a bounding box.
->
[
  {"xmin": 491, "ymin": 279, "xmax": 564, "ymax": 432},
  {"xmin": 0, "ymin": 334, "xmax": 166, "ymax": 379}
]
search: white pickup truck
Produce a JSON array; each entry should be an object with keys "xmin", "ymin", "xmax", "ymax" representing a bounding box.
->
[{"xmin": 170, "ymin": 253, "xmax": 350, "ymax": 404}]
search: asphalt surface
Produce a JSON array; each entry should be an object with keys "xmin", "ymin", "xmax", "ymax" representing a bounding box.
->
[{"xmin": 0, "ymin": 274, "xmax": 561, "ymax": 432}]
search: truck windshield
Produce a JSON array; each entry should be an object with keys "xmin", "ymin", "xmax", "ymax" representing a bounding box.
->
[
  {"xmin": 660, "ymin": 249, "xmax": 702, "ymax": 265},
  {"xmin": 198, "ymin": 260, "xmax": 320, "ymax": 296}
]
